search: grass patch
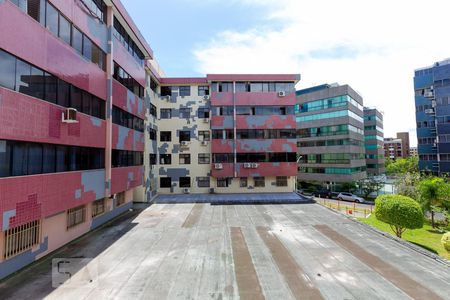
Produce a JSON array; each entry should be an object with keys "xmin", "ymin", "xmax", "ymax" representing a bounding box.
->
[{"xmin": 359, "ymin": 214, "xmax": 449, "ymax": 260}]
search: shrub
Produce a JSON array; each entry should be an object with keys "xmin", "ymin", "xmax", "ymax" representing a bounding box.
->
[
  {"xmin": 442, "ymin": 232, "xmax": 450, "ymax": 252},
  {"xmin": 375, "ymin": 194, "xmax": 424, "ymax": 238}
]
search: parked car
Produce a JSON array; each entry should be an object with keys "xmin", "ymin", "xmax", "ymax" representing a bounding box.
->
[
  {"xmin": 337, "ymin": 192, "xmax": 365, "ymax": 203},
  {"xmin": 314, "ymin": 189, "xmax": 332, "ymax": 198}
]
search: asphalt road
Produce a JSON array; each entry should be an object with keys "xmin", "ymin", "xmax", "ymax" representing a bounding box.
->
[{"xmin": 1, "ymin": 203, "xmax": 449, "ymax": 300}]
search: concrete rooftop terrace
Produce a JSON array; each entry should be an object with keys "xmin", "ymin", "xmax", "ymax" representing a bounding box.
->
[{"xmin": 1, "ymin": 203, "xmax": 449, "ymax": 300}]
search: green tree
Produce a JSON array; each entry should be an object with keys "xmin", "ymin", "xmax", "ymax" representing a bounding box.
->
[
  {"xmin": 418, "ymin": 177, "xmax": 450, "ymax": 229},
  {"xmin": 394, "ymin": 172, "xmax": 420, "ymax": 200},
  {"xmin": 358, "ymin": 178, "xmax": 384, "ymax": 198},
  {"xmin": 442, "ymin": 232, "xmax": 450, "ymax": 252},
  {"xmin": 385, "ymin": 157, "xmax": 419, "ymax": 176},
  {"xmin": 375, "ymin": 194, "xmax": 424, "ymax": 238}
]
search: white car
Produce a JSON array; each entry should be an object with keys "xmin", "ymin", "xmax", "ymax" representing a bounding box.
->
[{"xmin": 337, "ymin": 192, "xmax": 365, "ymax": 203}]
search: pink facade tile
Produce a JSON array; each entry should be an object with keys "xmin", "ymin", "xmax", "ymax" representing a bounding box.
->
[
  {"xmin": 236, "ymin": 139, "xmax": 297, "ymax": 153},
  {"xmin": 0, "ymin": 2, "xmax": 107, "ymax": 100},
  {"xmin": 237, "ymin": 162, "xmax": 297, "ymax": 177},
  {"xmin": 0, "ymin": 88, "xmax": 106, "ymax": 148},
  {"xmin": 211, "ymin": 140, "xmax": 234, "ymax": 153},
  {"xmin": 112, "ymin": 124, "xmax": 145, "ymax": 151},
  {"xmin": 113, "ymin": 39, "xmax": 146, "ymax": 87},
  {"xmin": 235, "ymin": 92, "xmax": 296, "ymax": 106},
  {"xmin": 111, "ymin": 166, "xmax": 144, "ymax": 195},
  {"xmin": 236, "ymin": 115, "xmax": 296, "ymax": 130},
  {"xmin": 211, "ymin": 163, "xmax": 234, "ymax": 178},
  {"xmin": 112, "ymin": 80, "xmax": 145, "ymax": 119},
  {"xmin": 210, "ymin": 92, "xmax": 233, "ymax": 106}
]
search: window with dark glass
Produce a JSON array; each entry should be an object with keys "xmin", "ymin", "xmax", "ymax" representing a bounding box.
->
[
  {"xmin": 160, "ymin": 154, "xmax": 171, "ymax": 165},
  {"xmin": 0, "ymin": 141, "xmax": 11, "ymax": 177},
  {"xmin": 198, "ymin": 153, "xmax": 210, "ymax": 164},
  {"xmin": 44, "ymin": 72, "xmax": 57, "ymax": 104},
  {"xmin": 276, "ymin": 176, "xmax": 288, "ymax": 187},
  {"xmin": 56, "ymin": 145, "xmax": 68, "ymax": 172},
  {"xmin": 179, "ymin": 86, "xmax": 191, "ymax": 97},
  {"xmin": 111, "ymin": 150, "xmax": 143, "ymax": 167},
  {"xmin": 180, "ymin": 177, "xmax": 191, "ymax": 188},
  {"xmin": 149, "ymin": 154, "xmax": 157, "ymax": 165},
  {"xmin": 57, "ymin": 80, "xmax": 70, "ymax": 107},
  {"xmin": 213, "ymin": 154, "xmax": 234, "ymax": 163},
  {"xmin": 149, "ymin": 129, "xmax": 157, "ymax": 141},
  {"xmin": 15, "ymin": 59, "xmax": 31, "ymax": 96},
  {"xmin": 254, "ymin": 177, "xmax": 265, "ymax": 187},
  {"xmin": 160, "ymin": 131, "xmax": 171, "ymax": 142},
  {"xmin": 150, "ymin": 77, "xmax": 158, "ymax": 93},
  {"xmin": 0, "ymin": 50, "xmax": 16, "ymax": 90},
  {"xmin": 150, "ymin": 104, "xmax": 157, "ymax": 118},
  {"xmin": 197, "ymin": 177, "xmax": 210, "ymax": 188},
  {"xmin": 160, "ymin": 108, "xmax": 172, "ymax": 119},
  {"xmin": 11, "ymin": 143, "xmax": 27, "ymax": 176},
  {"xmin": 71, "ymin": 26, "xmax": 83, "ymax": 55},
  {"xmin": 240, "ymin": 177, "xmax": 247, "ymax": 187},
  {"xmin": 179, "ymin": 154, "xmax": 191, "ymax": 165},
  {"xmin": 198, "ymin": 86, "xmax": 209, "ymax": 96},
  {"xmin": 58, "ymin": 13, "xmax": 71, "ymax": 45},
  {"xmin": 161, "ymin": 86, "xmax": 172, "ymax": 97},
  {"xmin": 179, "ymin": 131, "xmax": 191, "ymax": 142},
  {"xmin": 199, "ymin": 131, "xmax": 210, "ymax": 141},
  {"xmin": 179, "ymin": 108, "xmax": 191, "ymax": 119},
  {"xmin": 29, "ymin": 66, "xmax": 45, "ymax": 100},
  {"xmin": 46, "ymin": 2, "xmax": 59, "ymax": 36},
  {"xmin": 27, "ymin": 144, "xmax": 43, "ymax": 175},
  {"xmin": 83, "ymin": 35, "xmax": 92, "ymax": 61},
  {"xmin": 160, "ymin": 177, "xmax": 171, "ymax": 188},
  {"xmin": 217, "ymin": 178, "xmax": 231, "ymax": 187},
  {"xmin": 198, "ymin": 108, "xmax": 210, "ymax": 119}
]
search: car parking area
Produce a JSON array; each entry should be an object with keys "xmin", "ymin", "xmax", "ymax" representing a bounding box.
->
[{"xmin": 1, "ymin": 202, "xmax": 449, "ymax": 300}]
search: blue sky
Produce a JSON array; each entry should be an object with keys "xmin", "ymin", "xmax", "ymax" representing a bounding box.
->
[
  {"xmin": 121, "ymin": 0, "xmax": 450, "ymax": 145},
  {"xmin": 122, "ymin": 0, "xmax": 277, "ymax": 77}
]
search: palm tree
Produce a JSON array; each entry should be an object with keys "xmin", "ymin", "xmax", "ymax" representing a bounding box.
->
[{"xmin": 418, "ymin": 177, "xmax": 448, "ymax": 228}]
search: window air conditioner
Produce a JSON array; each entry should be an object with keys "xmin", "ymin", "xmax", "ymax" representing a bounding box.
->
[
  {"xmin": 62, "ymin": 108, "xmax": 78, "ymax": 123},
  {"xmin": 201, "ymin": 141, "xmax": 209, "ymax": 146},
  {"xmin": 251, "ymin": 163, "xmax": 259, "ymax": 169},
  {"xmin": 203, "ymin": 118, "xmax": 210, "ymax": 123},
  {"xmin": 183, "ymin": 188, "xmax": 190, "ymax": 194},
  {"xmin": 243, "ymin": 163, "xmax": 252, "ymax": 169},
  {"xmin": 214, "ymin": 163, "xmax": 223, "ymax": 170},
  {"xmin": 278, "ymin": 91, "xmax": 286, "ymax": 97}
]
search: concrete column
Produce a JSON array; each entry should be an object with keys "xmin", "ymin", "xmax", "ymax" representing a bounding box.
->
[{"xmin": 105, "ymin": 5, "xmax": 114, "ymax": 198}]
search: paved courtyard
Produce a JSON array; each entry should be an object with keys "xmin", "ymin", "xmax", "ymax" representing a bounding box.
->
[{"xmin": 1, "ymin": 202, "xmax": 449, "ymax": 300}]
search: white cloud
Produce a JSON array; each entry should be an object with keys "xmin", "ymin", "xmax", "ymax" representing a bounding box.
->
[{"xmin": 193, "ymin": 0, "xmax": 450, "ymax": 146}]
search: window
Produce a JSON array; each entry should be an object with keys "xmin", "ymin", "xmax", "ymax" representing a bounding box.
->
[
  {"xmin": 198, "ymin": 86, "xmax": 209, "ymax": 96},
  {"xmin": 83, "ymin": 35, "xmax": 92, "ymax": 61},
  {"xmin": 276, "ymin": 176, "xmax": 288, "ymax": 187},
  {"xmin": 113, "ymin": 62, "xmax": 144, "ymax": 98},
  {"xmin": 57, "ymin": 79, "xmax": 70, "ymax": 107},
  {"xmin": 29, "ymin": 66, "xmax": 45, "ymax": 100},
  {"xmin": 198, "ymin": 108, "xmax": 210, "ymax": 119},
  {"xmin": 0, "ymin": 141, "xmax": 11, "ymax": 177},
  {"xmin": 116, "ymin": 192, "xmax": 125, "ymax": 207},
  {"xmin": 112, "ymin": 107, "xmax": 144, "ymax": 132},
  {"xmin": 67, "ymin": 205, "xmax": 86, "ymax": 229},
  {"xmin": 179, "ymin": 131, "xmax": 191, "ymax": 142},
  {"xmin": 92, "ymin": 199, "xmax": 105, "ymax": 218},
  {"xmin": 27, "ymin": 144, "xmax": 43, "ymax": 175},
  {"xmin": 160, "ymin": 109, "xmax": 172, "ymax": 119},
  {"xmin": 199, "ymin": 131, "xmax": 210, "ymax": 141},
  {"xmin": 11, "ymin": 143, "xmax": 28, "ymax": 176},
  {"xmin": 0, "ymin": 50, "xmax": 16, "ymax": 90},
  {"xmin": 254, "ymin": 177, "xmax": 265, "ymax": 187},
  {"xmin": 150, "ymin": 104, "xmax": 157, "ymax": 118},
  {"xmin": 179, "ymin": 154, "xmax": 191, "ymax": 165},
  {"xmin": 198, "ymin": 153, "xmax": 210, "ymax": 164},
  {"xmin": 179, "ymin": 177, "xmax": 191, "ymax": 188},
  {"xmin": 217, "ymin": 178, "xmax": 230, "ymax": 187},
  {"xmin": 44, "ymin": 72, "xmax": 57, "ymax": 104},
  {"xmin": 179, "ymin": 108, "xmax": 191, "ymax": 119},
  {"xmin": 161, "ymin": 86, "xmax": 172, "ymax": 97},
  {"xmin": 160, "ymin": 177, "xmax": 172, "ymax": 188},
  {"xmin": 179, "ymin": 86, "xmax": 191, "ymax": 97},
  {"xmin": 240, "ymin": 177, "xmax": 248, "ymax": 188},
  {"xmin": 3, "ymin": 220, "xmax": 41, "ymax": 259},
  {"xmin": 81, "ymin": 0, "xmax": 106, "ymax": 23},
  {"xmin": 113, "ymin": 17, "xmax": 145, "ymax": 65},
  {"xmin": 160, "ymin": 154, "xmax": 172, "ymax": 165},
  {"xmin": 15, "ymin": 59, "xmax": 31, "ymax": 96},
  {"xmin": 149, "ymin": 129, "xmax": 157, "ymax": 141},
  {"xmin": 58, "ymin": 14, "xmax": 71, "ymax": 45},
  {"xmin": 145, "ymin": 155, "xmax": 155, "ymax": 168},
  {"xmin": 111, "ymin": 150, "xmax": 143, "ymax": 167},
  {"xmin": 213, "ymin": 153, "xmax": 234, "ymax": 163},
  {"xmin": 45, "ymin": 2, "xmax": 59, "ymax": 36},
  {"xmin": 160, "ymin": 131, "xmax": 172, "ymax": 142},
  {"xmin": 71, "ymin": 26, "xmax": 83, "ymax": 54},
  {"xmin": 197, "ymin": 177, "xmax": 210, "ymax": 188},
  {"xmin": 217, "ymin": 82, "xmax": 233, "ymax": 92}
]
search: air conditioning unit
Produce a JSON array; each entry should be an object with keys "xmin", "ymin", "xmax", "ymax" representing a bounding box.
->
[
  {"xmin": 201, "ymin": 141, "xmax": 209, "ymax": 146},
  {"xmin": 181, "ymin": 141, "xmax": 190, "ymax": 146},
  {"xmin": 214, "ymin": 163, "xmax": 223, "ymax": 170},
  {"xmin": 243, "ymin": 163, "xmax": 252, "ymax": 169},
  {"xmin": 163, "ymin": 95, "xmax": 171, "ymax": 101},
  {"xmin": 424, "ymin": 91, "xmax": 434, "ymax": 98},
  {"xmin": 425, "ymin": 108, "xmax": 435, "ymax": 114},
  {"xmin": 251, "ymin": 163, "xmax": 259, "ymax": 169},
  {"xmin": 278, "ymin": 91, "xmax": 286, "ymax": 97},
  {"xmin": 203, "ymin": 118, "xmax": 210, "ymax": 123},
  {"xmin": 62, "ymin": 108, "xmax": 78, "ymax": 123},
  {"xmin": 431, "ymin": 100, "xmax": 437, "ymax": 108},
  {"xmin": 183, "ymin": 188, "xmax": 190, "ymax": 194},
  {"xmin": 203, "ymin": 95, "xmax": 210, "ymax": 100}
]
